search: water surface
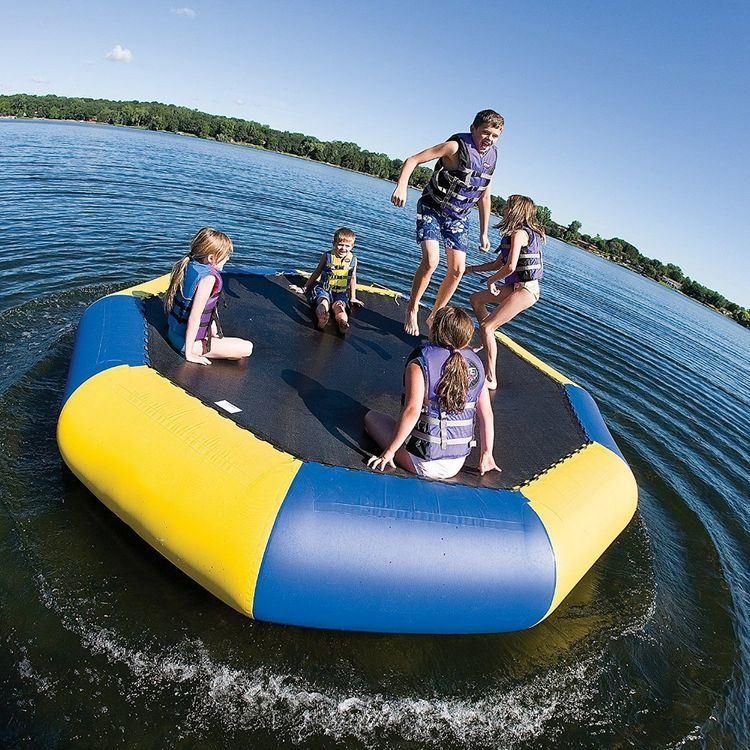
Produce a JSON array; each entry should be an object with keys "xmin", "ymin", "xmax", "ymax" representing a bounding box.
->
[{"xmin": 1, "ymin": 120, "xmax": 748, "ymax": 749}]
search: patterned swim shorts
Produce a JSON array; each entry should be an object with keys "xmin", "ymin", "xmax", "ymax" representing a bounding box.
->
[
  {"xmin": 309, "ymin": 285, "xmax": 349, "ymax": 307},
  {"xmin": 415, "ymin": 197, "xmax": 469, "ymax": 253}
]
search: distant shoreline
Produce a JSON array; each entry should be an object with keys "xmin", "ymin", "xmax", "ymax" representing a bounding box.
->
[{"xmin": 1, "ymin": 96, "xmax": 747, "ymax": 327}]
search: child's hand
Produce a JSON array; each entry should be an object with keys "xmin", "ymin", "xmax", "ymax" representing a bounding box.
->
[
  {"xmin": 350, "ymin": 299, "xmax": 364, "ymax": 310},
  {"xmin": 479, "ymin": 452, "xmax": 501, "ymax": 476},
  {"xmin": 367, "ymin": 450, "xmax": 396, "ymax": 472},
  {"xmin": 289, "ymin": 284, "xmax": 306, "ymax": 295},
  {"xmin": 479, "ymin": 233, "xmax": 490, "ymax": 253},
  {"xmin": 391, "ymin": 185, "xmax": 407, "ymax": 207},
  {"xmin": 186, "ymin": 352, "xmax": 212, "ymax": 366}
]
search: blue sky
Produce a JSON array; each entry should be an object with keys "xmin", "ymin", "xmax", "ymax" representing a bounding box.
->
[{"xmin": 2, "ymin": 0, "xmax": 749, "ymax": 305}]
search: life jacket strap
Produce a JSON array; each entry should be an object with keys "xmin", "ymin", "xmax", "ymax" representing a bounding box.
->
[
  {"xmin": 423, "ymin": 415, "xmax": 475, "ymax": 428},
  {"xmin": 411, "ymin": 431, "xmax": 475, "ymax": 447}
]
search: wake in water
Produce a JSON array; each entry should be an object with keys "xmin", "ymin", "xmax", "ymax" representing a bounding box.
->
[{"xmin": 30, "ymin": 569, "xmax": 640, "ymax": 749}]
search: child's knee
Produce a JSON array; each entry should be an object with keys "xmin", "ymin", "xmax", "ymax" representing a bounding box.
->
[{"xmin": 480, "ymin": 318, "xmax": 497, "ymax": 335}]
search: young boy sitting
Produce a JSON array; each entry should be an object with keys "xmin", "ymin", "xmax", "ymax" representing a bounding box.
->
[{"xmin": 291, "ymin": 227, "xmax": 363, "ymax": 333}]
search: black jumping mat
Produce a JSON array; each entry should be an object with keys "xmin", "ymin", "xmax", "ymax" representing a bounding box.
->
[{"xmin": 144, "ymin": 273, "xmax": 587, "ymax": 489}]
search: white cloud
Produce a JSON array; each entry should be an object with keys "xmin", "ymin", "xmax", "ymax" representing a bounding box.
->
[
  {"xmin": 105, "ymin": 44, "xmax": 133, "ymax": 63},
  {"xmin": 171, "ymin": 7, "xmax": 197, "ymax": 18},
  {"xmin": 235, "ymin": 98, "xmax": 246, "ymax": 106},
  {"xmin": 31, "ymin": 76, "xmax": 49, "ymax": 84}
]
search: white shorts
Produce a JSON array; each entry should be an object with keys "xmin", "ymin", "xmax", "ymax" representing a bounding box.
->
[
  {"xmin": 407, "ymin": 452, "xmax": 466, "ymax": 480},
  {"xmin": 513, "ymin": 280, "xmax": 540, "ymax": 302}
]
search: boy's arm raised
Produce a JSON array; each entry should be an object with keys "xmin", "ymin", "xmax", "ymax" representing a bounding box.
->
[{"xmin": 390, "ymin": 140, "xmax": 460, "ymax": 207}]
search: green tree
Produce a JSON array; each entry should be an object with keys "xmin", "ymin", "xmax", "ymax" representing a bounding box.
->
[
  {"xmin": 564, "ymin": 220, "xmax": 582, "ymax": 242},
  {"xmin": 536, "ymin": 205, "xmax": 552, "ymax": 228}
]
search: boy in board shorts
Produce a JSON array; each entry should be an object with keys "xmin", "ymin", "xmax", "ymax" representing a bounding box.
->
[{"xmin": 390, "ymin": 110, "xmax": 504, "ymax": 335}]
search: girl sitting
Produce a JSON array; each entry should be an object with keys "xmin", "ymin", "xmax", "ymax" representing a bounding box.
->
[
  {"xmin": 465, "ymin": 194, "xmax": 546, "ymax": 389},
  {"xmin": 365, "ymin": 306, "xmax": 499, "ymax": 480},
  {"xmin": 165, "ymin": 227, "xmax": 253, "ymax": 365}
]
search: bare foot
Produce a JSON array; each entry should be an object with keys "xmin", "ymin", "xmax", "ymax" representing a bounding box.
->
[
  {"xmin": 316, "ymin": 310, "xmax": 329, "ymax": 329},
  {"xmin": 336, "ymin": 317, "xmax": 350, "ymax": 333},
  {"xmin": 486, "ymin": 376, "xmax": 498, "ymax": 391},
  {"xmin": 404, "ymin": 307, "xmax": 419, "ymax": 336}
]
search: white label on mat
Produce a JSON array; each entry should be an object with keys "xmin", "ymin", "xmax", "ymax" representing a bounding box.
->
[{"xmin": 215, "ymin": 400, "xmax": 242, "ymax": 414}]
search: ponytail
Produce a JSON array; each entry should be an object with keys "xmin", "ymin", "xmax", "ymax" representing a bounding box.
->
[
  {"xmin": 437, "ymin": 351, "xmax": 470, "ymax": 412},
  {"xmin": 164, "ymin": 255, "xmax": 190, "ymax": 312},
  {"xmin": 165, "ymin": 227, "xmax": 233, "ymax": 313},
  {"xmin": 430, "ymin": 306, "xmax": 476, "ymax": 412}
]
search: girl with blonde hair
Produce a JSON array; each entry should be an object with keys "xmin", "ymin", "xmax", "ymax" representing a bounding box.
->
[
  {"xmin": 165, "ymin": 227, "xmax": 253, "ymax": 365},
  {"xmin": 465, "ymin": 195, "xmax": 546, "ymax": 389},
  {"xmin": 365, "ymin": 305, "xmax": 498, "ymax": 480}
]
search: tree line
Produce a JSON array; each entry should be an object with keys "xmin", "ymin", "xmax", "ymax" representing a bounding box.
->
[{"xmin": 1, "ymin": 93, "xmax": 747, "ymax": 328}]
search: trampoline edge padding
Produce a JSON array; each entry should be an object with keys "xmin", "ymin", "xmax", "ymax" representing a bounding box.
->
[
  {"xmin": 57, "ymin": 269, "xmax": 639, "ymax": 634},
  {"xmin": 522, "ymin": 442, "xmax": 638, "ymax": 622},
  {"xmin": 63, "ymin": 293, "xmax": 148, "ymax": 403},
  {"xmin": 58, "ymin": 363, "xmax": 302, "ymax": 616},
  {"xmin": 253, "ymin": 463, "xmax": 556, "ymax": 633}
]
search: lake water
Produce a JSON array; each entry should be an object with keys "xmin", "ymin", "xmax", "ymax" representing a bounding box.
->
[{"xmin": 1, "ymin": 120, "xmax": 748, "ymax": 749}]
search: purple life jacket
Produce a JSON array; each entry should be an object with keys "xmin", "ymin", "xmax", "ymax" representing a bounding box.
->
[
  {"xmin": 168, "ymin": 260, "xmax": 223, "ymax": 344},
  {"xmin": 422, "ymin": 133, "xmax": 497, "ymax": 219},
  {"xmin": 404, "ymin": 343, "xmax": 486, "ymax": 461},
  {"xmin": 497, "ymin": 225, "xmax": 544, "ymax": 283}
]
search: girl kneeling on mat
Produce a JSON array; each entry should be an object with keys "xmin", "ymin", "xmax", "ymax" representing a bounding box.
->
[
  {"xmin": 165, "ymin": 227, "xmax": 253, "ymax": 365},
  {"xmin": 365, "ymin": 306, "xmax": 499, "ymax": 480}
]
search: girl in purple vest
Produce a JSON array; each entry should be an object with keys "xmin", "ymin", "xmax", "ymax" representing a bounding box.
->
[
  {"xmin": 465, "ymin": 195, "xmax": 545, "ymax": 389},
  {"xmin": 365, "ymin": 306, "xmax": 499, "ymax": 479},
  {"xmin": 165, "ymin": 227, "xmax": 253, "ymax": 365}
]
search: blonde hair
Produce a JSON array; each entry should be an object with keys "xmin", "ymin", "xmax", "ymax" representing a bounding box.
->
[
  {"xmin": 472, "ymin": 109, "xmax": 504, "ymax": 130},
  {"xmin": 430, "ymin": 306, "xmax": 476, "ymax": 413},
  {"xmin": 333, "ymin": 227, "xmax": 356, "ymax": 245},
  {"xmin": 164, "ymin": 227, "xmax": 233, "ymax": 312},
  {"xmin": 497, "ymin": 194, "xmax": 546, "ymax": 242}
]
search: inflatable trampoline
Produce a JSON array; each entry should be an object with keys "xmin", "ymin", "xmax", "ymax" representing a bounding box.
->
[{"xmin": 57, "ymin": 269, "xmax": 638, "ymax": 634}]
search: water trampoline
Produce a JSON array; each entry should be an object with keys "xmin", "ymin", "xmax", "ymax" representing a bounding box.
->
[{"xmin": 57, "ymin": 269, "xmax": 638, "ymax": 634}]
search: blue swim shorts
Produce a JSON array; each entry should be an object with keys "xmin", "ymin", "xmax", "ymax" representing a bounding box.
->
[
  {"xmin": 415, "ymin": 197, "xmax": 469, "ymax": 253},
  {"xmin": 310, "ymin": 285, "xmax": 348, "ymax": 307}
]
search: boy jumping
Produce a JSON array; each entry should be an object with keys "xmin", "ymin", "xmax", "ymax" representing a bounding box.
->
[{"xmin": 391, "ymin": 109, "xmax": 504, "ymax": 335}]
